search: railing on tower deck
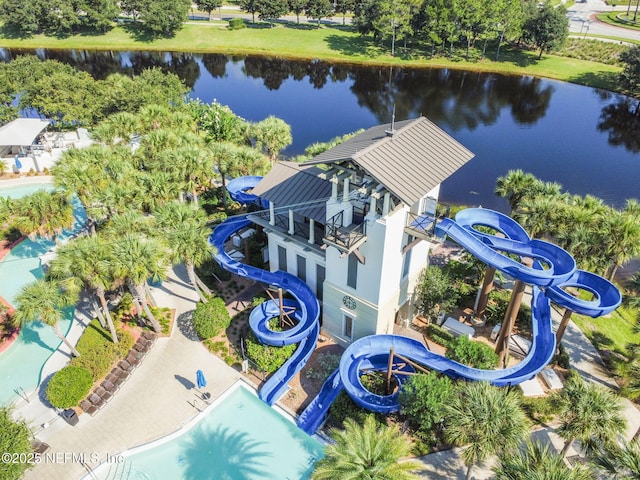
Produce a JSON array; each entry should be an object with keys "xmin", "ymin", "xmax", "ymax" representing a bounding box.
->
[
  {"xmin": 252, "ymin": 209, "xmax": 325, "ymax": 248},
  {"xmin": 404, "ymin": 211, "xmax": 440, "ymax": 241},
  {"xmin": 323, "ymin": 211, "xmax": 367, "ymax": 253}
]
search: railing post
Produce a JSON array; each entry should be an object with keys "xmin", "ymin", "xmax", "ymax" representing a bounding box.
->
[
  {"xmin": 308, "ymin": 219, "xmax": 315, "ymax": 244},
  {"xmin": 269, "ymin": 201, "xmax": 275, "ymax": 226},
  {"xmin": 288, "ymin": 209, "xmax": 294, "ymax": 235}
]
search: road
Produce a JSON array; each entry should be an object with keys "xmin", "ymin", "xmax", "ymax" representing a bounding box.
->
[{"xmin": 567, "ymin": 0, "xmax": 640, "ymax": 42}]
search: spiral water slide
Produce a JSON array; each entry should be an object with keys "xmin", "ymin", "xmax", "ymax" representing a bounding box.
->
[
  {"xmin": 209, "ymin": 177, "xmax": 320, "ymax": 406},
  {"xmin": 297, "ymin": 208, "xmax": 621, "ymax": 434}
]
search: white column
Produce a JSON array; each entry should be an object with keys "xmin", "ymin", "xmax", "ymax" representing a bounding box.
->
[
  {"xmin": 288, "ymin": 209, "xmax": 295, "ymax": 235},
  {"xmin": 308, "ymin": 219, "xmax": 315, "ymax": 244},
  {"xmin": 269, "ymin": 201, "xmax": 275, "ymax": 225},
  {"xmin": 382, "ymin": 192, "xmax": 391, "ymax": 216},
  {"xmin": 331, "ymin": 176, "xmax": 338, "ymax": 201},
  {"xmin": 367, "ymin": 195, "xmax": 377, "ymax": 221},
  {"xmin": 342, "ymin": 177, "xmax": 350, "ymax": 203}
]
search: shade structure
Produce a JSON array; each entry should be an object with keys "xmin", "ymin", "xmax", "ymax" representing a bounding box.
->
[{"xmin": 196, "ymin": 369, "xmax": 207, "ymax": 389}]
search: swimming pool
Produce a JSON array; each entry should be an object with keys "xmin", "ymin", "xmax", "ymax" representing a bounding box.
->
[
  {"xmin": 92, "ymin": 383, "xmax": 325, "ymax": 480},
  {"xmin": 0, "ymin": 182, "xmax": 86, "ymax": 405}
]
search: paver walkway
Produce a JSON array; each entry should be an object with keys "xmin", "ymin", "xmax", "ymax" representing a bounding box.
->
[{"xmin": 16, "ymin": 264, "xmax": 241, "ymax": 480}]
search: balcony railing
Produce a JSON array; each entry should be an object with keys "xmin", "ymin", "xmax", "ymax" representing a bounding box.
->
[
  {"xmin": 323, "ymin": 211, "xmax": 367, "ymax": 253},
  {"xmin": 251, "ymin": 210, "xmax": 324, "ymax": 248},
  {"xmin": 404, "ymin": 212, "xmax": 439, "ymax": 239}
]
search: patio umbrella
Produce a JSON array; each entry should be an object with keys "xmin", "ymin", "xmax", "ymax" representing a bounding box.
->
[
  {"xmin": 14, "ymin": 155, "xmax": 22, "ymax": 169},
  {"xmin": 196, "ymin": 369, "xmax": 207, "ymax": 389}
]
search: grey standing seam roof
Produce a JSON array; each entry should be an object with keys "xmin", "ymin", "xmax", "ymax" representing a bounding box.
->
[
  {"xmin": 303, "ymin": 117, "xmax": 475, "ymax": 206},
  {"xmin": 250, "ymin": 161, "xmax": 331, "ymax": 223}
]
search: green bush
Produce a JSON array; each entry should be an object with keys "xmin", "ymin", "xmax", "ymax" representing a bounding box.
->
[
  {"xmin": 485, "ymin": 289, "xmax": 531, "ymax": 327},
  {"xmin": 426, "ymin": 324, "xmax": 456, "ymax": 347},
  {"xmin": 0, "ymin": 406, "xmax": 33, "ymax": 480},
  {"xmin": 70, "ymin": 320, "xmax": 134, "ymax": 380},
  {"xmin": 445, "ymin": 335, "xmax": 499, "ymax": 369},
  {"xmin": 399, "ymin": 372, "xmax": 455, "ymax": 440},
  {"xmin": 327, "ymin": 391, "xmax": 384, "ymax": 429},
  {"xmin": 192, "ymin": 297, "xmax": 231, "ymax": 340},
  {"xmin": 46, "ymin": 365, "xmax": 93, "ymax": 408},
  {"xmin": 520, "ymin": 394, "xmax": 559, "ymax": 424},
  {"xmin": 228, "ymin": 17, "xmax": 246, "ymax": 29},
  {"xmin": 305, "ymin": 352, "xmax": 340, "ymax": 381},
  {"xmin": 244, "ymin": 331, "xmax": 296, "ymax": 374}
]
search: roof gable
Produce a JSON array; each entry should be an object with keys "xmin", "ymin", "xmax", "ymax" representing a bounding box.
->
[{"xmin": 303, "ymin": 117, "xmax": 474, "ymax": 205}]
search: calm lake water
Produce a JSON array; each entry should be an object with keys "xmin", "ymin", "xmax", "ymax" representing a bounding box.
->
[{"xmin": 4, "ymin": 49, "xmax": 639, "ymax": 211}]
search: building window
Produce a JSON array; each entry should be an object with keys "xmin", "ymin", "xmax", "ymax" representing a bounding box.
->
[
  {"xmin": 343, "ymin": 315, "xmax": 354, "ymax": 340},
  {"xmin": 297, "ymin": 255, "xmax": 306, "ymax": 283},
  {"xmin": 347, "ymin": 254, "xmax": 357, "ymax": 289},
  {"xmin": 278, "ymin": 245, "xmax": 287, "ymax": 271},
  {"xmin": 402, "ymin": 248, "xmax": 412, "ymax": 279},
  {"xmin": 316, "ymin": 264, "xmax": 325, "ymax": 301}
]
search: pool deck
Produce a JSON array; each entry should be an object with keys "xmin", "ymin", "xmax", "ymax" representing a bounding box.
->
[{"xmin": 15, "ymin": 264, "xmax": 242, "ymax": 480}]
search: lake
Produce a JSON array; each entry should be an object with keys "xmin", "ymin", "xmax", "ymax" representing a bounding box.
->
[{"xmin": 3, "ymin": 49, "xmax": 639, "ymax": 211}]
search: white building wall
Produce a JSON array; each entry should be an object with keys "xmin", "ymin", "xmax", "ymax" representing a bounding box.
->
[{"xmin": 265, "ymin": 230, "xmax": 325, "ymax": 298}]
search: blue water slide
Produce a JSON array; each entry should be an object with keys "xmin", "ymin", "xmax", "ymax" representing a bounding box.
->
[
  {"xmin": 209, "ymin": 210, "xmax": 320, "ymax": 407},
  {"xmin": 298, "ymin": 207, "xmax": 621, "ymax": 431},
  {"xmin": 298, "ymin": 369, "xmax": 344, "ymax": 435},
  {"xmin": 226, "ymin": 176, "xmax": 268, "ymax": 207}
]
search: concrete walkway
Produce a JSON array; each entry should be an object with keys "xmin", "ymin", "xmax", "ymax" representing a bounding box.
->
[
  {"xmin": 413, "ymin": 287, "xmax": 640, "ymax": 479},
  {"xmin": 17, "ymin": 264, "xmax": 241, "ymax": 480}
]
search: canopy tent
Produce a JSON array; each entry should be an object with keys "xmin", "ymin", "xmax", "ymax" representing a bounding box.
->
[{"xmin": 0, "ymin": 118, "xmax": 50, "ymax": 147}]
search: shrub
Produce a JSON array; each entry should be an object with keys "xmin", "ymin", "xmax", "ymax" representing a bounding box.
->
[
  {"xmin": 426, "ymin": 324, "xmax": 455, "ymax": 347},
  {"xmin": 244, "ymin": 331, "xmax": 296, "ymax": 373},
  {"xmin": 228, "ymin": 18, "xmax": 246, "ymax": 29},
  {"xmin": 70, "ymin": 320, "xmax": 135, "ymax": 379},
  {"xmin": 192, "ymin": 297, "xmax": 231, "ymax": 340},
  {"xmin": 305, "ymin": 352, "xmax": 341, "ymax": 381},
  {"xmin": 46, "ymin": 365, "xmax": 93, "ymax": 408},
  {"xmin": 0, "ymin": 406, "xmax": 32, "ymax": 480},
  {"xmin": 415, "ymin": 266, "xmax": 459, "ymax": 320},
  {"xmin": 327, "ymin": 391, "xmax": 384, "ymax": 429},
  {"xmin": 485, "ymin": 288, "xmax": 531, "ymax": 327},
  {"xmin": 520, "ymin": 394, "xmax": 559, "ymax": 424},
  {"xmin": 445, "ymin": 335, "xmax": 499, "ymax": 369},
  {"xmin": 399, "ymin": 372, "xmax": 455, "ymax": 440}
]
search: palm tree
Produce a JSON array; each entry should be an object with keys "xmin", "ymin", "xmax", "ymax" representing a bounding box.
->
[
  {"xmin": 48, "ymin": 236, "xmax": 120, "ymax": 344},
  {"xmin": 12, "ymin": 190, "xmax": 74, "ymax": 241},
  {"xmin": 495, "ymin": 170, "xmax": 551, "ymax": 213},
  {"xmin": 312, "ymin": 415, "xmax": 422, "ymax": 480},
  {"xmin": 444, "ymin": 381, "xmax": 529, "ymax": 480},
  {"xmin": 250, "ymin": 115, "xmax": 293, "ymax": 163},
  {"xmin": 112, "ymin": 234, "xmax": 169, "ymax": 333},
  {"xmin": 154, "ymin": 202, "xmax": 213, "ymax": 302},
  {"xmin": 12, "ymin": 279, "xmax": 80, "ymax": 357},
  {"xmin": 92, "ymin": 111, "xmax": 139, "ymax": 145},
  {"xmin": 208, "ymin": 142, "xmax": 239, "ymax": 206},
  {"xmin": 552, "ymin": 373, "xmax": 627, "ymax": 458},
  {"xmin": 601, "ymin": 209, "xmax": 640, "ymax": 280},
  {"xmin": 594, "ymin": 438, "xmax": 640, "ymax": 479},
  {"xmin": 494, "ymin": 440, "xmax": 593, "ymax": 479}
]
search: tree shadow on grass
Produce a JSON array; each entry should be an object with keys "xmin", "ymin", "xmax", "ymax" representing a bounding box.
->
[
  {"xmin": 120, "ymin": 22, "xmax": 177, "ymax": 43},
  {"xmin": 324, "ymin": 33, "xmax": 385, "ymax": 58},
  {"xmin": 492, "ymin": 46, "xmax": 542, "ymax": 68},
  {"xmin": 569, "ymin": 70, "xmax": 620, "ymax": 92},
  {"xmin": 284, "ymin": 23, "xmax": 319, "ymax": 31},
  {"xmin": 0, "ymin": 25, "xmax": 34, "ymax": 39}
]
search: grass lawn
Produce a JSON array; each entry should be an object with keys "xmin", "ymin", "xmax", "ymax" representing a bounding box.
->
[
  {"xmin": 572, "ymin": 305, "xmax": 640, "ymax": 356},
  {"xmin": 0, "ymin": 22, "xmax": 623, "ymax": 92}
]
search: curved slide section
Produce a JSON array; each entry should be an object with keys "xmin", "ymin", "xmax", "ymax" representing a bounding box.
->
[
  {"xmin": 298, "ymin": 207, "xmax": 620, "ymax": 432},
  {"xmin": 226, "ymin": 175, "xmax": 267, "ymax": 207},
  {"xmin": 209, "ymin": 215, "xmax": 320, "ymax": 406}
]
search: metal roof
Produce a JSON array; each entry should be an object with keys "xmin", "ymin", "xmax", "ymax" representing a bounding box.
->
[
  {"xmin": 251, "ymin": 161, "xmax": 331, "ymax": 223},
  {"xmin": 303, "ymin": 117, "xmax": 475, "ymax": 206},
  {"xmin": 0, "ymin": 118, "xmax": 50, "ymax": 147}
]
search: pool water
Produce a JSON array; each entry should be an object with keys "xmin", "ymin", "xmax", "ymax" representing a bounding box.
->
[
  {"xmin": 95, "ymin": 385, "xmax": 325, "ymax": 480},
  {"xmin": 0, "ymin": 182, "xmax": 86, "ymax": 405}
]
